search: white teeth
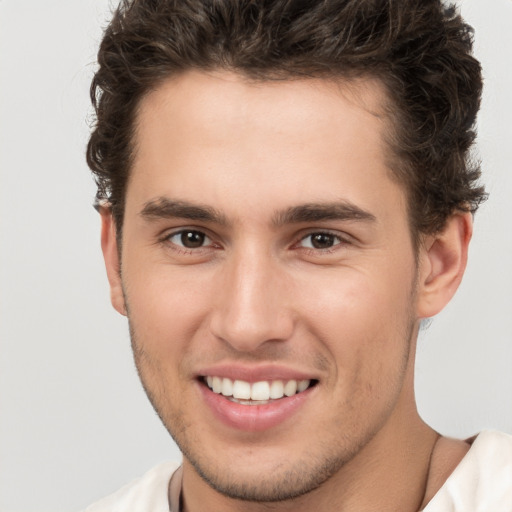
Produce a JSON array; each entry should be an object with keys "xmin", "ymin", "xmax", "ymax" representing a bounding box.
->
[
  {"xmin": 269, "ymin": 380, "xmax": 284, "ymax": 399},
  {"xmin": 221, "ymin": 377, "xmax": 233, "ymax": 396},
  {"xmin": 298, "ymin": 379, "xmax": 310, "ymax": 392},
  {"xmin": 231, "ymin": 398, "xmax": 270, "ymax": 406},
  {"xmin": 251, "ymin": 381, "xmax": 270, "ymax": 401},
  {"xmin": 212, "ymin": 376, "xmax": 222, "ymax": 393},
  {"xmin": 205, "ymin": 376, "xmax": 312, "ymax": 401},
  {"xmin": 233, "ymin": 380, "xmax": 251, "ymax": 400},
  {"xmin": 284, "ymin": 379, "xmax": 298, "ymax": 397}
]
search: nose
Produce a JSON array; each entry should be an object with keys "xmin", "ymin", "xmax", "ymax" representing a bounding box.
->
[{"xmin": 209, "ymin": 246, "xmax": 294, "ymax": 352}]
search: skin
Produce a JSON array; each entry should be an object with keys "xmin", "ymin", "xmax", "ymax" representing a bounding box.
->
[{"xmin": 101, "ymin": 71, "xmax": 472, "ymax": 511}]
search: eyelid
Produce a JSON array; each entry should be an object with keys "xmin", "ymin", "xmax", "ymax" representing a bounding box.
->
[
  {"xmin": 167, "ymin": 229, "xmax": 212, "ymax": 247},
  {"xmin": 299, "ymin": 228, "xmax": 346, "ymax": 242},
  {"xmin": 300, "ymin": 231, "xmax": 342, "ymax": 247},
  {"xmin": 158, "ymin": 226, "xmax": 219, "ymax": 253},
  {"xmin": 157, "ymin": 226, "xmax": 352, "ymax": 254},
  {"xmin": 292, "ymin": 229, "xmax": 352, "ymax": 255}
]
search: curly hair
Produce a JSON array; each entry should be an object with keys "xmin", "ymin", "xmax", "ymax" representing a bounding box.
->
[{"xmin": 87, "ymin": 0, "xmax": 486, "ymax": 238}]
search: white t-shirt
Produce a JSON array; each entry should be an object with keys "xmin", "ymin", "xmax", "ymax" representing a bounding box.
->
[
  {"xmin": 82, "ymin": 430, "xmax": 512, "ymax": 512},
  {"xmin": 82, "ymin": 460, "xmax": 180, "ymax": 512},
  {"xmin": 423, "ymin": 430, "xmax": 512, "ymax": 511}
]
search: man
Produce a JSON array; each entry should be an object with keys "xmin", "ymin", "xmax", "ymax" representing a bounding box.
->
[{"xmin": 84, "ymin": 0, "xmax": 512, "ymax": 510}]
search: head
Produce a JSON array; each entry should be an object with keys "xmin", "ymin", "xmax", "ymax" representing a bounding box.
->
[
  {"xmin": 88, "ymin": 0, "xmax": 485, "ymax": 506},
  {"xmin": 88, "ymin": 0, "xmax": 485, "ymax": 244}
]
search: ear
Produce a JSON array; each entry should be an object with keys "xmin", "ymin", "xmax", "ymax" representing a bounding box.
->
[
  {"xmin": 416, "ymin": 212, "xmax": 473, "ymax": 319},
  {"xmin": 100, "ymin": 207, "xmax": 127, "ymax": 316}
]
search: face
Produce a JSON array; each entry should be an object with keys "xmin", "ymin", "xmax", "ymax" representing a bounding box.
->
[{"xmin": 105, "ymin": 71, "xmax": 430, "ymax": 502}]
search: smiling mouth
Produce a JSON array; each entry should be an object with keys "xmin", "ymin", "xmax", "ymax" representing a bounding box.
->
[{"xmin": 202, "ymin": 376, "xmax": 317, "ymax": 405}]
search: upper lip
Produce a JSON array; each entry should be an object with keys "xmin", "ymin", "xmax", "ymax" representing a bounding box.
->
[{"xmin": 196, "ymin": 363, "xmax": 318, "ymax": 383}]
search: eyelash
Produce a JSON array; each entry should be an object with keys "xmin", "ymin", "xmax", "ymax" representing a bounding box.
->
[
  {"xmin": 160, "ymin": 229, "xmax": 216, "ymax": 254},
  {"xmin": 159, "ymin": 229, "xmax": 349, "ymax": 256},
  {"xmin": 296, "ymin": 231, "xmax": 345, "ymax": 253}
]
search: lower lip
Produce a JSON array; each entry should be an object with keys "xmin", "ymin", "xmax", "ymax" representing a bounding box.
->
[{"xmin": 199, "ymin": 382, "xmax": 315, "ymax": 432}]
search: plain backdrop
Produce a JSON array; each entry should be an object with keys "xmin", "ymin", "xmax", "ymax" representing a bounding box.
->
[{"xmin": 1, "ymin": 1, "xmax": 511, "ymax": 511}]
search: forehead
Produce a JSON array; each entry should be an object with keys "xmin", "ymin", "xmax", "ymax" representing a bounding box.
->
[
  {"xmin": 128, "ymin": 70, "xmax": 405, "ymax": 225},
  {"xmin": 135, "ymin": 70, "xmax": 389, "ymax": 151}
]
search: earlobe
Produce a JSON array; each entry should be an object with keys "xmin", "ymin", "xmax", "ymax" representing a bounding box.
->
[
  {"xmin": 416, "ymin": 212, "xmax": 473, "ymax": 319},
  {"xmin": 100, "ymin": 207, "xmax": 127, "ymax": 316}
]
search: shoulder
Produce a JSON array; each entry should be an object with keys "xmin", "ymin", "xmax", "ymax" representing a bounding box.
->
[
  {"xmin": 424, "ymin": 431, "xmax": 512, "ymax": 511},
  {"xmin": 81, "ymin": 461, "xmax": 181, "ymax": 512}
]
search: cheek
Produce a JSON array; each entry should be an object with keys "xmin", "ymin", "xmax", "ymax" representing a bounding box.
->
[
  {"xmin": 294, "ymin": 265, "xmax": 415, "ymax": 376},
  {"xmin": 298, "ymin": 264, "xmax": 413, "ymax": 331},
  {"xmin": 125, "ymin": 259, "xmax": 209, "ymax": 325},
  {"xmin": 124, "ymin": 269, "xmax": 209, "ymax": 408},
  {"xmin": 122, "ymin": 263, "xmax": 216, "ymax": 380}
]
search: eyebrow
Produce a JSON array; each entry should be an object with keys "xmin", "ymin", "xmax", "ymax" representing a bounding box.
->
[
  {"xmin": 140, "ymin": 198, "xmax": 228, "ymax": 225},
  {"xmin": 272, "ymin": 202, "xmax": 376, "ymax": 226},
  {"xmin": 140, "ymin": 198, "xmax": 376, "ymax": 226}
]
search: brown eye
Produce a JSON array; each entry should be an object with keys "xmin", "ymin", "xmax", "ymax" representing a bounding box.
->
[
  {"xmin": 168, "ymin": 230, "xmax": 211, "ymax": 249},
  {"xmin": 300, "ymin": 232, "xmax": 341, "ymax": 250},
  {"xmin": 181, "ymin": 231, "xmax": 205, "ymax": 248}
]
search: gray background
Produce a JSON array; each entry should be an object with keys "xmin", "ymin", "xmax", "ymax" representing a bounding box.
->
[{"xmin": 1, "ymin": 1, "xmax": 511, "ymax": 511}]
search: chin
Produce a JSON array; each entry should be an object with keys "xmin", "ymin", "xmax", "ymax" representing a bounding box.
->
[{"xmin": 184, "ymin": 451, "xmax": 344, "ymax": 503}]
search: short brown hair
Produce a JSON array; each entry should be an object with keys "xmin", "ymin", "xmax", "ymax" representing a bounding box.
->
[{"xmin": 87, "ymin": 0, "xmax": 486, "ymax": 237}]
